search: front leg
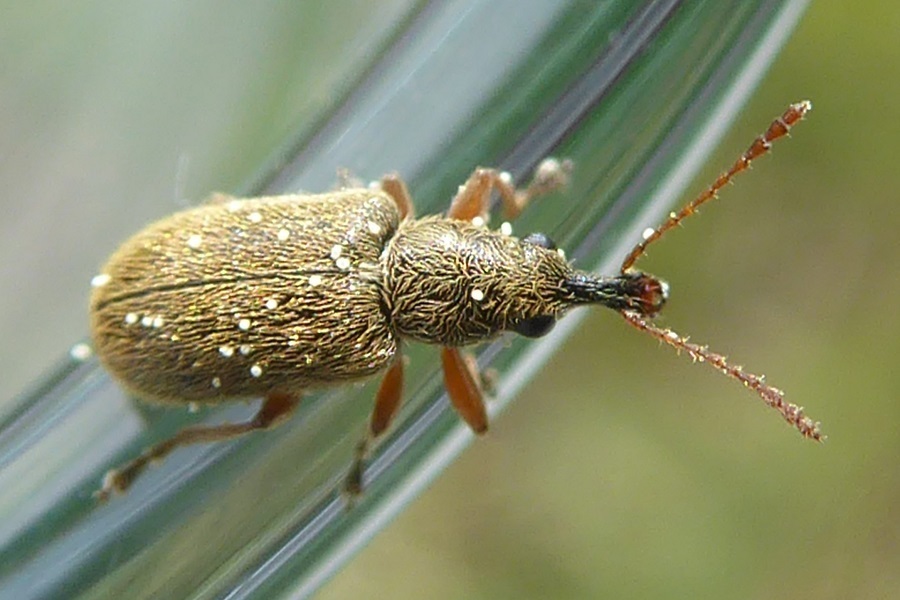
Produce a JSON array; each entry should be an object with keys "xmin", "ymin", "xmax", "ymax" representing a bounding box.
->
[
  {"xmin": 447, "ymin": 157, "xmax": 572, "ymax": 222},
  {"xmin": 441, "ymin": 347, "xmax": 488, "ymax": 434}
]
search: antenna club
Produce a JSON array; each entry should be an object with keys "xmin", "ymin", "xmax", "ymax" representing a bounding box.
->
[{"xmin": 790, "ymin": 100, "xmax": 812, "ymax": 120}]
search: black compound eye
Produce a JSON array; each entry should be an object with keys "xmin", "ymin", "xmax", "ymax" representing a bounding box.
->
[
  {"xmin": 513, "ymin": 314, "xmax": 557, "ymax": 338},
  {"xmin": 522, "ymin": 232, "xmax": 557, "ymax": 250}
]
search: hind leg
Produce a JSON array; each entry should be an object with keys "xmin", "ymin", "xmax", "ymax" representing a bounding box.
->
[{"xmin": 96, "ymin": 391, "xmax": 299, "ymax": 501}]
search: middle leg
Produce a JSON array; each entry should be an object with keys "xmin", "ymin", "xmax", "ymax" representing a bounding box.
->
[{"xmin": 345, "ymin": 356, "xmax": 405, "ymax": 496}]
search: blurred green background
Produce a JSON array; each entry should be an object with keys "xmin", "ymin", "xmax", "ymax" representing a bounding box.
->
[{"xmin": 1, "ymin": 2, "xmax": 897, "ymax": 598}]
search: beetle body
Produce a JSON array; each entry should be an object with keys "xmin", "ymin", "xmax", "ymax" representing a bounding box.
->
[{"xmin": 92, "ymin": 105, "xmax": 821, "ymax": 501}]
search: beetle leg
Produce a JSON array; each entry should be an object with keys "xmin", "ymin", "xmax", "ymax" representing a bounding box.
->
[
  {"xmin": 447, "ymin": 157, "xmax": 572, "ymax": 222},
  {"xmin": 345, "ymin": 357, "xmax": 405, "ymax": 496},
  {"xmin": 456, "ymin": 351, "xmax": 494, "ymax": 397},
  {"xmin": 95, "ymin": 391, "xmax": 299, "ymax": 502},
  {"xmin": 441, "ymin": 347, "xmax": 488, "ymax": 434},
  {"xmin": 369, "ymin": 356, "xmax": 406, "ymax": 437},
  {"xmin": 379, "ymin": 173, "xmax": 415, "ymax": 219}
]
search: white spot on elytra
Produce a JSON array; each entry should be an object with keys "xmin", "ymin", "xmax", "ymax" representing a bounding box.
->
[
  {"xmin": 471, "ymin": 216, "xmax": 485, "ymax": 228},
  {"xmin": 187, "ymin": 234, "xmax": 202, "ymax": 249},
  {"xmin": 308, "ymin": 274, "xmax": 323, "ymax": 286},
  {"xmin": 248, "ymin": 211, "xmax": 263, "ymax": 224},
  {"xmin": 250, "ymin": 364, "xmax": 263, "ymax": 378},
  {"xmin": 471, "ymin": 288, "xmax": 485, "ymax": 301},
  {"xmin": 70, "ymin": 343, "xmax": 92, "ymax": 361},
  {"xmin": 265, "ymin": 298, "xmax": 278, "ymax": 310},
  {"xmin": 330, "ymin": 245, "xmax": 343, "ymax": 260},
  {"xmin": 277, "ymin": 228, "xmax": 290, "ymax": 241},
  {"xmin": 367, "ymin": 221, "xmax": 381, "ymax": 235},
  {"xmin": 239, "ymin": 344, "xmax": 251, "ymax": 355},
  {"xmin": 238, "ymin": 318, "xmax": 251, "ymax": 331},
  {"xmin": 642, "ymin": 227, "xmax": 655, "ymax": 240},
  {"xmin": 91, "ymin": 273, "xmax": 111, "ymax": 288},
  {"xmin": 211, "ymin": 377, "xmax": 222, "ymax": 389},
  {"xmin": 336, "ymin": 257, "xmax": 351, "ymax": 270},
  {"xmin": 500, "ymin": 221, "xmax": 513, "ymax": 236},
  {"xmin": 141, "ymin": 316, "xmax": 153, "ymax": 327},
  {"xmin": 124, "ymin": 313, "xmax": 139, "ymax": 325},
  {"xmin": 219, "ymin": 345, "xmax": 235, "ymax": 357},
  {"xmin": 152, "ymin": 316, "xmax": 164, "ymax": 328}
]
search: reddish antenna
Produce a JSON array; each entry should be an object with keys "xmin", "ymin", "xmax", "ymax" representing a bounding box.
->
[{"xmin": 620, "ymin": 101, "xmax": 823, "ymax": 441}]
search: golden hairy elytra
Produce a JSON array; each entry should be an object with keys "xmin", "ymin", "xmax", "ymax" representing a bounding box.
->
[{"xmin": 90, "ymin": 102, "xmax": 822, "ymax": 502}]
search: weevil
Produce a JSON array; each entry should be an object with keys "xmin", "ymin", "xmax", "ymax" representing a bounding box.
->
[{"xmin": 91, "ymin": 102, "xmax": 821, "ymax": 501}]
